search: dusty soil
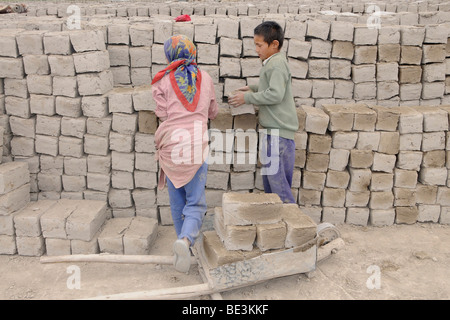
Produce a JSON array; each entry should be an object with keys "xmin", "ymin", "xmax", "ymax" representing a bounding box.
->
[{"xmin": 1, "ymin": 223, "xmax": 449, "ymax": 300}]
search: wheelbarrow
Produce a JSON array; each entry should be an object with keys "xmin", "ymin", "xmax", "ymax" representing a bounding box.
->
[{"xmin": 40, "ymin": 222, "xmax": 344, "ymax": 300}]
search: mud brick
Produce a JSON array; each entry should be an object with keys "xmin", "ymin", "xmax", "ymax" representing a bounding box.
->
[
  {"xmin": 26, "ymin": 74, "xmax": 52, "ymax": 95},
  {"xmin": 389, "ymin": 106, "xmax": 423, "ymax": 134},
  {"xmin": 308, "ymin": 59, "xmax": 329, "ymax": 79},
  {"xmin": 400, "ymin": 26, "xmax": 425, "ymax": 46},
  {"xmin": 0, "ymin": 235, "xmax": 16, "ymax": 254},
  {"xmin": 410, "ymin": 106, "xmax": 448, "ymax": 132},
  {"xmin": 134, "ymin": 133, "xmax": 154, "ymax": 153},
  {"xmin": 77, "ymin": 71, "xmax": 113, "ymax": 96},
  {"xmin": 59, "ymin": 136, "xmax": 83, "ymax": 158},
  {"xmin": 132, "ymin": 85, "xmax": 154, "ymax": 112},
  {"xmin": 83, "ymin": 134, "xmax": 109, "ymax": 156},
  {"xmin": 399, "ymin": 83, "xmax": 422, "ymax": 100},
  {"xmin": 354, "ymin": 46, "xmax": 377, "ymax": 65},
  {"xmin": 376, "ymin": 63, "xmax": 399, "ymax": 82},
  {"xmin": 0, "ymin": 161, "xmax": 29, "ymax": 195},
  {"xmin": 422, "ymin": 63, "xmax": 446, "ymax": 82},
  {"xmin": 377, "ymin": 131, "xmax": 400, "ymax": 155},
  {"xmin": 43, "ymin": 31, "xmax": 72, "ymax": 55},
  {"xmin": 349, "ymin": 150, "xmax": 373, "ymax": 168},
  {"xmin": 107, "ymin": 24, "xmax": 129, "ymax": 45},
  {"xmin": 422, "ymin": 81, "xmax": 445, "ymax": 100},
  {"xmin": 378, "ymin": 26, "xmax": 400, "ymax": 44},
  {"xmin": 109, "ymin": 132, "xmax": 133, "ymax": 153},
  {"xmin": 134, "ymin": 170, "xmax": 157, "ymax": 189},
  {"xmin": 328, "ymin": 148, "xmax": 350, "ymax": 171},
  {"xmin": 61, "ymin": 117, "xmax": 86, "ymax": 139},
  {"xmin": 112, "ymin": 113, "xmax": 138, "ymax": 135},
  {"xmin": 44, "ymin": 238, "xmax": 70, "ymax": 256},
  {"xmin": 216, "ymin": 17, "xmax": 239, "ymax": 38},
  {"xmin": 417, "ymin": 204, "xmax": 441, "ymax": 222},
  {"xmin": 346, "ymin": 208, "xmax": 369, "ymax": 226},
  {"xmin": 135, "ymin": 152, "xmax": 158, "ymax": 172},
  {"xmin": 354, "ymin": 25, "xmax": 378, "ymax": 45},
  {"xmin": 4, "ymin": 79, "xmax": 27, "ymax": 99},
  {"xmin": 400, "ymin": 46, "xmax": 422, "ymax": 65},
  {"xmin": 356, "ymin": 132, "xmax": 380, "ymax": 151},
  {"xmin": 437, "ymin": 187, "xmax": 450, "ymax": 206},
  {"xmin": 23, "ymin": 55, "xmax": 50, "ymax": 75},
  {"xmin": 304, "ymin": 153, "xmax": 328, "ymax": 173},
  {"xmin": 86, "ymin": 116, "xmax": 112, "ymax": 137},
  {"xmin": 278, "ymin": 204, "xmax": 316, "ymax": 247},
  {"xmin": 326, "ymin": 170, "xmax": 350, "ymax": 189},
  {"xmin": 122, "ymin": 216, "xmax": 157, "ymax": 254},
  {"xmin": 287, "ymin": 40, "xmax": 310, "ymax": 61},
  {"xmin": 302, "ymin": 171, "xmax": 326, "ymax": 191},
  {"xmin": 73, "ymin": 50, "xmax": 110, "ymax": 74},
  {"xmin": 348, "ymin": 168, "xmax": 371, "ymax": 192},
  {"xmin": 378, "ymin": 44, "xmax": 401, "ymax": 63},
  {"xmin": 419, "ymin": 167, "xmax": 447, "ymax": 185},
  {"xmin": 202, "ymin": 230, "xmax": 261, "ymax": 268},
  {"xmin": 422, "ymin": 44, "xmax": 446, "ymax": 64},
  {"xmin": 369, "ymin": 208, "xmax": 395, "ymax": 227},
  {"xmin": 395, "ymin": 206, "xmax": 418, "ymax": 224},
  {"xmin": 36, "ymin": 134, "xmax": 58, "ymax": 156},
  {"xmin": 422, "ymin": 150, "xmax": 446, "ymax": 168},
  {"xmin": 37, "ymin": 172, "xmax": 62, "ymax": 192},
  {"xmin": 397, "ymin": 151, "xmax": 423, "ymax": 171},
  {"xmin": 47, "ymin": 55, "xmax": 75, "ymax": 77},
  {"xmin": 255, "ymin": 221, "xmax": 286, "ymax": 251},
  {"xmin": 153, "ymin": 19, "xmax": 172, "ymax": 44},
  {"xmin": 11, "ymin": 135, "xmax": 35, "ymax": 156},
  {"xmin": 16, "ymin": 30, "xmax": 45, "ymax": 55},
  {"xmin": 129, "ymin": 24, "xmax": 153, "ymax": 47},
  {"xmin": 329, "ymin": 20, "xmax": 354, "ymax": 42},
  {"xmin": 298, "ymin": 188, "xmax": 321, "ymax": 206},
  {"xmin": 321, "ymin": 187, "xmax": 345, "ymax": 207},
  {"xmin": 306, "ymin": 19, "xmax": 330, "ymax": 41},
  {"xmin": 345, "ymin": 190, "xmax": 370, "ymax": 207},
  {"xmin": 64, "ymin": 157, "xmax": 87, "ymax": 176},
  {"xmin": 416, "ymin": 183, "xmax": 438, "ymax": 204},
  {"xmin": 394, "ymin": 188, "xmax": 416, "ymax": 206},
  {"xmin": 373, "ymin": 152, "xmax": 396, "ymax": 173},
  {"xmin": 56, "ymin": 97, "xmax": 82, "ymax": 117},
  {"xmin": 98, "ymin": 217, "xmax": 132, "ymax": 254},
  {"xmin": 331, "ymin": 41, "xmax": 354, "ymax": 61},
  {"xmin": 329, "ymin": 59, "xmax": 351, "ymax": 80},
  {"xmin": 69, "ymin": 30, "xmax": 106, "ymax": 53},
  {"xmin": 0, "ymin": 183, "xmax": 30, "ymax": 216},
  {"xmin": 369, "ymin": 191, "xmax": 394, "ymax": 210},
  {"xmin": 222, "ymin": 192, "xmax": 282, "ymax": 226},
  {"xmin": 370, "ymin": 173, "xmax": 393, "ymax": 191},
  {"xmin": 81, "ymin": 95, "xmax": 109, "ymax": 118},
  {"xmin": 308, "ymin": 134, "xmax": 331, "ymax": 154},
  {"xmin": 9, "ymin": 116, "xmax": 35, "ymax": 138},
  {"xmin": 332, "ymin": 131, "xmax": 357, "ymax": 150},
  {"xmin": 111, "ymin": 170, "xmax": 134, "ymax": 190},
  {"xmin": 214, "ymin": 207, "xmax": 256, "ymax": 251},
  {"xmin": 13, "ymin": 200, "xmax": 55, "ymax": 237},
  {"xmin": 86, "ymin": 172, "xmax": 110, "ymax": 192},
  {"xmin": 352, "ymin": 64, "xmax": 375, "ymax": 83},
  {"xmin": 209, "ymin": 108, "xmax": 232, "ymax": 132},
  {"xmin": 16, "ymin": 236, "xmax": 45, "ymax": 256},
  {"xmin": 422, "ymin": 132, "xmax": 445, "ymax": 151},
  {"xmin": 323, "ymin": 207, "xmax": 346, "ymax": 225},
  {"xmin": 322, "ymin": 105, "xmax": 353, "ymax": 131},
  {"xmin": 35, "ymin": 115, "xmax": 61, "ymax": 136},
  {"xmin": 194, "ymin": 23, "xmax": 217, "ymax": 44},
  {"xmin": 229, "ymin": 171, "xmax": 255, "ymax": 191},
  {"xmin": 0, "ymin": 57, "xmax": 24, "ymax": 79},
  {"xmin": 424, "ymin": 24, "xmax": 448, "ymax": 44},
  {"xmin": 64, "ymin": 200, "xmax": 106, "ymax": 241}
]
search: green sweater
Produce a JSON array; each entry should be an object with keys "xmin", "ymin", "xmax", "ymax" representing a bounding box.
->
[{"xmin": 244, "ymin": 52, "xmax": 299, "ymax": 140}]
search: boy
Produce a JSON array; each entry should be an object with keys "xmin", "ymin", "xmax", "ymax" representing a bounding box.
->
[{"xmin": 229, "ymin": 21, "xmax": 299, "ymax": 203}]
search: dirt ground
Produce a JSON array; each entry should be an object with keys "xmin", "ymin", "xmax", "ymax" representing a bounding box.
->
[{"xmin": 1, "ymin": 222, "xmax": 449, "ymax": 300}]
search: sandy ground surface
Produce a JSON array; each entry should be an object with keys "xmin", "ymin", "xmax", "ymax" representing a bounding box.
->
[{"xmin": 1, "ymin": 222, "xmax": 449, "ymax": 300}]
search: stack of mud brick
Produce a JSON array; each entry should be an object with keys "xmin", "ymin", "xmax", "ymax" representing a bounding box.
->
[
  {"xmin": 203, "ymin": 192, "xmax": 316, "ymax": 267},
  {"xmin": 299, "ymin": 103, "xmax": 450, "ymax": 227}
]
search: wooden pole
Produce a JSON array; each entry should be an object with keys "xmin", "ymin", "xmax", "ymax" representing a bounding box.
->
[
  {"xmin": 84, "ymin": 283, "xmax": 213, "ymax": 300},
  {"xmin": 40, "ymin": 254, "xmax": 197, "ymax": 265}
]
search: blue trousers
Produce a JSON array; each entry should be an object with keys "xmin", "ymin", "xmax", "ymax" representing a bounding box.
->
[
  {"xmin": 166, "ymin": 161, "xmax": 208, "ymax": 246},
  {"xmin": 261, "ymin": 134, "xmax": 296, "ymax": 204}
]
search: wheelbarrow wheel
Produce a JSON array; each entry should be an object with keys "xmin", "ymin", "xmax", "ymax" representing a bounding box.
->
[{"xmin": 317, "ymin": 222, "xmax": 341, "ymax": 247}]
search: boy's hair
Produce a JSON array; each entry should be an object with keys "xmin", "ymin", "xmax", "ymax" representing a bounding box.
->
[{"xmin": 254, "ymin": 21, "xmax": 284, "ymax": 49}]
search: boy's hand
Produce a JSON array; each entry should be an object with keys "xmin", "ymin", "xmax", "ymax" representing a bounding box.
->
[{"xmin": 229, "ymin": 91, "xmax": 246, "ymax": 108}]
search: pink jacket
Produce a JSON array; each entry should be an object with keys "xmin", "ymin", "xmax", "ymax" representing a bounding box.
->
[{"xmin": 152, "ymin": 70, "xmax": 219, "ymax": 189}]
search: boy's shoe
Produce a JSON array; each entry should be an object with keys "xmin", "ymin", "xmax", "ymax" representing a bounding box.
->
[{"xmin": 173, "ymin": 238, "xmax": 191, "ymax": 273}]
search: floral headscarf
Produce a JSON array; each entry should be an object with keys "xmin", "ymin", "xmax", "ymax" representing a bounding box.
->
[{"xmin": 151, "ymin": 35, "xmax": 202, "ymax": 112}]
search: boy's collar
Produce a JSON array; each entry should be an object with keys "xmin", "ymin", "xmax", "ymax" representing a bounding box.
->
[{"xmin": 262, "ymin": 51, "xmax": 281, "ymax": 65}]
